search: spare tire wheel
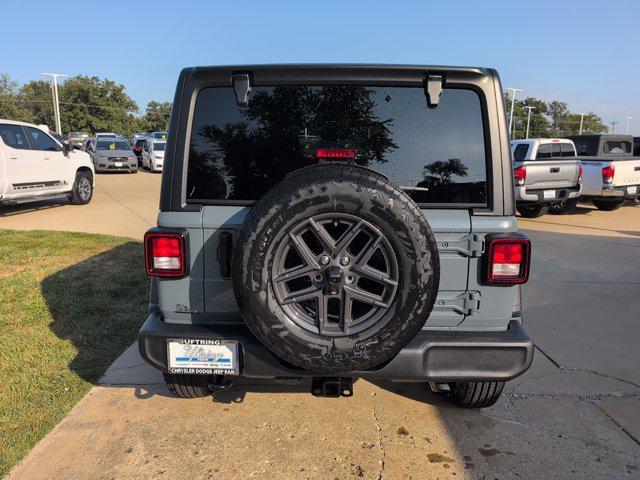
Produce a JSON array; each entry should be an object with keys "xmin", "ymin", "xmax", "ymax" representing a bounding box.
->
[{"xmin": 232, "ymin": 165, "xmax": 440, "ymax": 373}]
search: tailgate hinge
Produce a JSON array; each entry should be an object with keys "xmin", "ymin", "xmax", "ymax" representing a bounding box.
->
[
  {"xmin": 439, "ymin": 234, "xmax": 485, "ymax": 257},
  {"xmin": 424, "ymin": 74, "xmax": 444, "ymax": 108},
  {"xmin": 233, "ymin": 73, "xmax": 252, "ymax": 107},
  {"xmin": 461, "ymin": 291, "xmax": 481, "ymax": 316}
]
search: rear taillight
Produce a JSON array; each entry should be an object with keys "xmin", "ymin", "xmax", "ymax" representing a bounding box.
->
[
  {"xmin": 144, "ymin": 231, "xmax": 186, "ymax": 277},
  {"xmin": 602, "ymin": 165, "xmax": 615, "ymax": 184},
  {"xmin": 578, "ymin": 163, "xmax": 583, "ymax": 182},
  {"xmin": 514, "ymin": 166, "xmax": 526, "ymax": 186},
  {"xmin": 316, "ymin": 148, "xmax": 357, "ymax": 159},
  {"xmin": 484, "ymin": 237, "xmax": 531, "ymax": 285}
]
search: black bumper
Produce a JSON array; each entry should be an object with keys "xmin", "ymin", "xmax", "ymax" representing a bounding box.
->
[{"xmin": 139, "ymin": 314, "xmax": 534, "ymax": 382}]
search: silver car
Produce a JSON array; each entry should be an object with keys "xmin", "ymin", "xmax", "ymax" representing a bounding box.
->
[
  {"xmin": 90, "ymin": 138, "xmax": 137, "ymax": 173},
  {"xmin": 67, "ymin": 131, "xmax": 89, "ymax": 149}
]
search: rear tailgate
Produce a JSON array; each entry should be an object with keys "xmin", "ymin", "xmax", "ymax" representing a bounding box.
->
[
  {"xmin": 520, "ymin": 159, "xmax": 580, "ymax": 189},
  {"xmin": 612, "ymin": 158, "xmax": 640, "ymax": 187}
]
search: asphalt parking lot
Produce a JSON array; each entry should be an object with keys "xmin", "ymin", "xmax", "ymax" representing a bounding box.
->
[{"xmin": 3, "ymin": 177, "xmax": 640, "ymax": 479}]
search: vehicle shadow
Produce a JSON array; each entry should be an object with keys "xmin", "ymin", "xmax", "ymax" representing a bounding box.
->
[
  {"xmin": 41, "ymin": 242, "xmax": 149, "ymax": 385},
  {"xmin": 0, "ymin": 198, "xmax": 71, "ymax": 217}
]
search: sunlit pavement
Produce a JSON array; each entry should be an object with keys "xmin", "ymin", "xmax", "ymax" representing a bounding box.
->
[
  {"xmin": 0, "ymin": 170, "xmax": 161, "ymax": 239},
  {"xmin": 5, "ymin": 189, "xmax": 640, "ymax": 478}
]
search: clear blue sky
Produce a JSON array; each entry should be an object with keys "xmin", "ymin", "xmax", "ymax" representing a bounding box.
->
[{"xmin": 3, "ymin": 0, "xmax": 639, "ymax": 134}]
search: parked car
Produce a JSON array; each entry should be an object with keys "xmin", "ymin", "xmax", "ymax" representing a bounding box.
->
[
  {"xmin": 141, "ymin": 138, "xmax": 165, "ymax": 172},
  {"xmin": 132, "ymin": 138, "xmax": 146, "ymax": 164},
  {"xmin": 567, "ymin": 134, "xmax": 640, "ymax": 210},
  {"xmin": 510, "ymin": 139, "xmax": 582, "ymax": 217},
  {"xmin": 90, "ymin": 138, "xmax": 137, "ymax": 173},
  {"xmin": 67, "ymin": 132, "xmax": 89, "ymax": 149},
  {"xmin": 150, "ymin": 131, "xmax": 167, "ymax": 140},
  {"xmin": 0, "ymin": 119, "xmax": 94, "ymax": 205},
  {"xmin": 138, "ymin": 64, "xmax": 534, "ymax": 409},
  {"xmin": 82, "ymin": 137, "xmax": 95, "ymax": 153}
]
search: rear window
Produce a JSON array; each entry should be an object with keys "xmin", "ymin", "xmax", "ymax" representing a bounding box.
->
[
  {"xmin": 187, "ymin": 86, "xmax": 488, "ymax": 206},
  {"xmin": 512, "ymin": 144, "xmax": 529, "ymax": 161},
  {"xmin": 561, "ymin": 143, "xmax": 576, "ymax": 157},
  {"xmin": 603, "ymin": 140, "xmax": 631, "ymax": 154},
  {"xmin": 97, "ymin": 140, "xmax": 129, "ymax": 150},
  {"xmin": 535, "ymin": 144, "xmax": 552, "ymax": 159},
  {"xmin": 0, "ymin": 124, "xmax": 30, "ymax": 150},
  {"xmin": 153, "ymin": 132, "xmax": 167, "ymax": 139}
]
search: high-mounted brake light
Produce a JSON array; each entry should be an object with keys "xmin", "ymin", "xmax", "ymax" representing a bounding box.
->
[
  {"xmin": 145, "ymin": 231, "xmax": 186, "ymax": 277},
  {"xmin": 602, "ymin": 165, "xmax": 615, "ymax": 184},
  {"xmin": 484, "ymin": 237, "xmax": 531, "ymax": 285},
  {"xmin": 316, "ymin": 148, "xmax": 357, "ymax": 159},
  {"xmin": 514, "ymin": 166, "xmax": 526, "ymax": 186}
]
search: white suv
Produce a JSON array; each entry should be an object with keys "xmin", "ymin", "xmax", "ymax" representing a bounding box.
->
[
  {"xmin": 0, "ymin": 120, "xmax": 95, "ymax": 205},
  {"xmin": 141, "ymin": 138, "xmax": 166, "ymax": 173}
]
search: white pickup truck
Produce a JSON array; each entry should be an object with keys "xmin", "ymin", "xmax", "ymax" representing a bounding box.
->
[
  {"xmin": 0, "ymin": 119, "xmax": 95, "ymax": 206},
  {"xmin": 567, "ymin": 134, "xmax": 640, "ymax": 210}
]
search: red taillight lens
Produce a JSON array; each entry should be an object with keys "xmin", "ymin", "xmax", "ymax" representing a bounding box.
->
[
  {"xmin": 316, "ymin": 148, "xmax": 357, "ymax": 159},
  {"xmin": 485, "ymin": 237, "xmax": 531, "ymax": 285},
  {"xmin": 578, "ymin": 163, "xmax": 583, "ymax": 182},
  {"xmin": 144, "ymin": 231, "xmax": 186, "ymax": 277},
  {"xmin": 602, "ymin": 165, "xmax": 615, "ymax": 184},
  {"xmin": 134, "ymin": 146, "xmax": 141, "ymax": 152},
  {"xmin": 514, "ymin": 166, "xmax": 526, "ymax": 186}
]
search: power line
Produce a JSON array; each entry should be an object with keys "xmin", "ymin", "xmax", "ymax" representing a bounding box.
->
[{"xmin": 0, "ymin": 97, "xmax": 137, "ymax": 113}]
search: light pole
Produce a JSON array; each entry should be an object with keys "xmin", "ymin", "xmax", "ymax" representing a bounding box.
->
[
  {"xmin": 524, "ymin": 106, "xmax": 534, "ymax": 139},
  {"xmin": 624, "ymin": 116, "xmax": 632, "ymax": 134},
  {"xmin": 41, "ymin": 73, "xmax": 68, "ymax": 134},
  {"xmin": 505, "ymin": 87, "xmax": 523, "ymax": 137},
  {"xmin": 577, "ymin": 113, "xmax": 586, "ymax": 135}
]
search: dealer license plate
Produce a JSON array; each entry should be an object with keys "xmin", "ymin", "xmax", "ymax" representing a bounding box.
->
[
  {"xmin": 167, "ymin": 339, "xmax": 238, "ymax": 375},
  {"xmin": 543, "ymin": 189, "xmax": 556, "ymax": 199},
  {"xmin": 628, "ymin": 186, "xmax": 637, "ymax": 195}
]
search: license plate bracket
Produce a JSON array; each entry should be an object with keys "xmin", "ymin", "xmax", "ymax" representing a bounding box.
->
[{"xmin": 167, "ymin": 339, "xmax": 239, "ymax": 375}]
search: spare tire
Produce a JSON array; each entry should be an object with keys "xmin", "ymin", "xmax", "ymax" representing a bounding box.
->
[{"xmin": 232, "ymin": 165, "xmax": 439, "ymax": 373}]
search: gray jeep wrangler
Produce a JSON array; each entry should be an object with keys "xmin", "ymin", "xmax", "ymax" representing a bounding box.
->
[{"xmin": 139, "ymin": 64, "xmax": 533, "ymax": 408}]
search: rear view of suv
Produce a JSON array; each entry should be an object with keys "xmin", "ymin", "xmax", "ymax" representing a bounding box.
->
[{"xmin": 139, "ymin": 65, "xmax": 533, "ymax": 408}]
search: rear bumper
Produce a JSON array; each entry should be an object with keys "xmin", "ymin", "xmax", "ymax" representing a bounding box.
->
[
  {"xmin": 139, "ymin": 314, "xmax": 534, "ymax": 382},
  {"xmin": 515, "ymin": 184, "xmax": 581, "ymax": 203},
  {"xmin": 597, "ymin": 184, "xmax": 639, "ymax": 198}
]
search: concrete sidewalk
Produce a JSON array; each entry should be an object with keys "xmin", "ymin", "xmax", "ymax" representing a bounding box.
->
[{"xmin": 0, "ymin": 171, "xmax": 161, "ymax": 239}]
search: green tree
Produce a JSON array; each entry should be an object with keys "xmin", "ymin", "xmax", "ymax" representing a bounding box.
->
[
  {"xmin": 143, "ymin": 101, "xmax": 172, "ymax": 132},
  {"xmin": 57, "ymin": 76, "xmax": 140, "ymax": 136},
  {"xmin": 21, "ymin": 80, "xmax": 55, "ymax": 127},
  {"xmin": 0, "ymin": 73, "xmax": 34, "ymax": 122}
]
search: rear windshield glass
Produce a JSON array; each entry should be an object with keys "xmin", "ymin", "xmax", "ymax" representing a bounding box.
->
[
  {"xmin": 153, "ymin": 142, "xmax": 166, "ymax": 151},
  {"xmin": 535, "ymin": 144, "xmax": 552, "ymax": 159},
  {"xmin": 187, "ymin": 86, "xmax": 488, "ymax": 205},
  {"xmin": 603, "ymin": 140, "xmax": 631, "ymax": 154},
  {"xmin": 512, "ymin": 144, "xmax": 529, "ymax": 161},
  {"xmin": 561, "ymin": 143, "xmax": 575, "ymax": 157},
  {"xmin": 97, "ymin": 140, "xmax": 129, "ymax": 150},
  {"xmin": 152, "ymin": 132, "xmax": 167, "ymax": 139}
]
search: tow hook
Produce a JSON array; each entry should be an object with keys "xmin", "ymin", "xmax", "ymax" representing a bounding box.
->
[
  {"xmin": 208, "ymin": 374, "xmax": 233, "ymax": 392},
  {"xmin": 311, "ymin": 377, "xmax": 353, "ymax": 397}
]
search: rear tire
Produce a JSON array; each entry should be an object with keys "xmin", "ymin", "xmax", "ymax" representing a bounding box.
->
[
  {"xmin": 548, "ymin": 198, "xmax": 578, "ymax": 215},
  {"xmin": 69, "ymin": 170, "xmax": 93, "ymax": 205},
  {"xmin": 447, "ymin": 381, "xmax": 505, "ymax": 408},
  {"xmin": 517, "ymin": 204, "xmax": 549, "ymax": 218},
  {"xmin": 593, "ymin": 199, "xmax": 624, "ymax": 211},
  {"xmin": 163, "ymin": 373, "xmax": 211, "ymax": 398}
]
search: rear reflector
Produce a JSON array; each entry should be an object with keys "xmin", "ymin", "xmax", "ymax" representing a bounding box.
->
[
  {"xmin": 484, "ymin": 237, "xmax": 531, "ymax": 285},
  {"xmin": 316, "ymin": 148, "xmax": 357, "ymax": 159},
  {"xmin": 145, "ymin": 231, "xmax": 186, "ymax": 277}
]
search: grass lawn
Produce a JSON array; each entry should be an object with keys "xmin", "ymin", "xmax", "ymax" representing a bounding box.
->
[{"xmin": 0, "ymin": 229, "xmax": 149, "ymax": 477}]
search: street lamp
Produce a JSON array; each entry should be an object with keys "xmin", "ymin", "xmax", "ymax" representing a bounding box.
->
[
  {"xmin": 41, "ymin": 73, "xmax": 68, "ymax": 134},
  {"xmin": 624, "ymin": 116, "xmax": 632, "ymax": 134},
  {"xmin": 524, "ymin": 106, "xmax": 534, "ymax": 139},
  {"xmin": 577, "ymin": 113, "xmax": 586, "ymax": 135},
  {"xmin": 505, "ymin": 87, "xmax": 523, "ymax": 137}
]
